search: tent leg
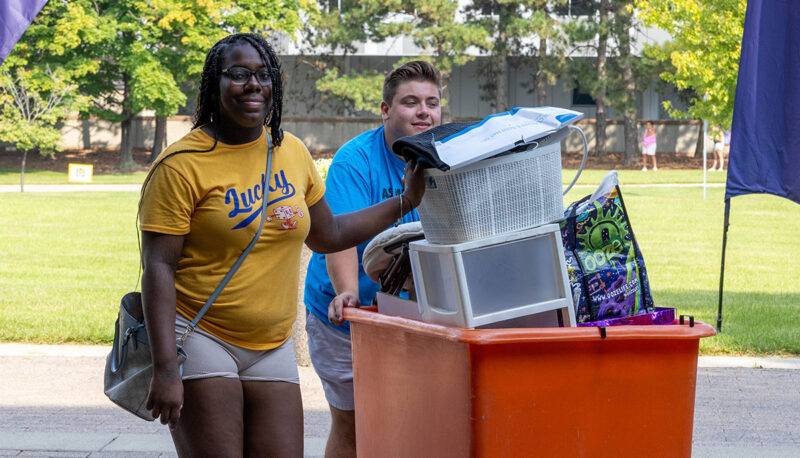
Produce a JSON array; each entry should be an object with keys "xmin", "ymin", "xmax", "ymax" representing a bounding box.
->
[{"xmin": 716, "ymin": 199, "xmax": 731, "ymax": 332}]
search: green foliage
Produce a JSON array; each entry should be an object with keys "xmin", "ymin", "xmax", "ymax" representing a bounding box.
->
[
  {"xmin": 564, "ymin": 1, "xmax": 643, "ymax": 114},
  {"xmin": 465, "ymin": 1, "xmax": 567, "ymax": 110},
  {"xmin": 0, "ymin": 67, "xmax": 81, "ymax": 158},
  {"xmin": 5, "ymin": 0, "xmax": 308, "ymax": 171},
  {"xmin": 0, "ymin": 105, "xmax": 62, "ymax": 156},
  {"xmin": 636, "ymin": 0, "xmax": 746, "ymax": 128},
  {"xmin": 308, "ymin": 0, "xmax": 490, "ymax": 117},
  {"xmin": 316, "ymin": 68, "xmax": 384, "ymax": 115}
]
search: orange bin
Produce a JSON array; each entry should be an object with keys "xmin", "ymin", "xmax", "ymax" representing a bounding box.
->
[{"xmin": 344, "ymin": 307, "xmax": 715, "ymax": 458}]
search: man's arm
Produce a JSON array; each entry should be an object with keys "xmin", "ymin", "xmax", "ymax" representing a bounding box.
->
[{"xmin": 326, "ymin": 248, "xmax": 360, "ymax": 325}]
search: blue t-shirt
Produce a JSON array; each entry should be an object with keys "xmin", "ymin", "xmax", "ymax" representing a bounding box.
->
[{"xmin": 304, "ymin": 126, "xmax": 419, "ymax": 333}]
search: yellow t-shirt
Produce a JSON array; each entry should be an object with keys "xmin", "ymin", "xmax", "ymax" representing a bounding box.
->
[{"xmin": 139, "ymin": 128, "xmax": 325, "ymax": 350}]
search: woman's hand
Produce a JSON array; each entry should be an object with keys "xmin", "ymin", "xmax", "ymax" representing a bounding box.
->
[
  {"xmin": 328, "ymin": 291, "xmax": 360, "ymax": 326},
  {"xmin": 401, "ymin": 160, "xmax": 425, "ymax": 209},
  {"xmin": 147, "ymin": 365, "xmax": 184, "ymax": 430}
]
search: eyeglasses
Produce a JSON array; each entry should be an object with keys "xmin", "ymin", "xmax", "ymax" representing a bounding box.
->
[{"xmin": 221, "ymin": 66, "xmax": 275, "ymax": 86}]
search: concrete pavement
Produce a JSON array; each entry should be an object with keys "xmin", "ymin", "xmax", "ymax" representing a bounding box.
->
[
  {"xmin": 0, "ymin": 184, "xmax": 141, "ymax": 193},
  {"xmin": 0, "ymin": 343, "xmax": 798, "ymax": 457}
]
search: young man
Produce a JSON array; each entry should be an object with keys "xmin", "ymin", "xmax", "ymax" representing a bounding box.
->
[{"xmin": 303, "ymin": 60, "xmax": 442, "ymax": 457}]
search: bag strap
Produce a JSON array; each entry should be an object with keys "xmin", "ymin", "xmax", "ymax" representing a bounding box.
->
[{"xmin": 180, "ymin": 133, "xmax": 274, "ymax": 343}]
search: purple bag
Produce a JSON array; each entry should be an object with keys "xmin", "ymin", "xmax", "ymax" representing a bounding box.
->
[
  {"xmin": 559, "ymin": 171, "xmax": 655, "ymax": 323},
  {"xmin": 577, "ymin": 307, "xmax": 675, "ymax": 327}
]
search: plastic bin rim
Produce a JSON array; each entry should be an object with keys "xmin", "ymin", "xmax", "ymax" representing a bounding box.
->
[{"xmin": 343, "ymin": 307, "xmax": 716, "ymax": 344}]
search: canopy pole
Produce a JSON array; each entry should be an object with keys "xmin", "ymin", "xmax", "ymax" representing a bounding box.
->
[{"xmin": 716, "ymin": 198, "xmax": 731, "ymax": 332}]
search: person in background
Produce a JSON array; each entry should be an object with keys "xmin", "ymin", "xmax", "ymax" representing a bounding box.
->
[
  {"xmin": 641, "ymin": 121, "xmax": 658, "ymax": 171},
  {"xmin": 723, "ymin": 129, "xmax": 731, "ymax": 167},
  {"xmin": 138, "ymin": 33, "xmax": 425, "ymax": 457},
  {"xmin": 709, "ymin": 126, "xmax": 725, "ymax": 171},
  {"xmin": 303, "ymin": 60, "xmax": 442, "ymax": 458}
]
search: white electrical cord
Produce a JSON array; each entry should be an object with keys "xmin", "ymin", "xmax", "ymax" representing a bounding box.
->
[{"xmin": 563, "ymin": 125, "xmax": 589, "ymax": 195}]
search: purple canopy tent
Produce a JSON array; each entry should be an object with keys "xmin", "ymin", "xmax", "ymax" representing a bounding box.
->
[
  {"xmin": 719, "ymin": 0, "xmax": 800, "ymax": 331},
  {"xmin": 0, "ymin": 0, "xmax": 48, "ymax": 67}
]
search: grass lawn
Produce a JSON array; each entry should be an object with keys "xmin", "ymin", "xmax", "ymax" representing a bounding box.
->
[
  {"xmin": 0, "ymin": 172, "xmax": 797, "ymax": 355},
  {"xmin": 0, "ymin": 163, "xmax": 727, "ymax": 187},
  {"xmin": 565, "ymin": 168, "xmax": 728, "ymax": 186}
]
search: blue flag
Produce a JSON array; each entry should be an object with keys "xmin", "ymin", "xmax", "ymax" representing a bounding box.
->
[
  {"xmin": 0, "ymin": 0, "xmax": 49, "ymax": 67},
  {"xmin": 726, "ymin": 0, "xmax": 800, "ymax": 205}
]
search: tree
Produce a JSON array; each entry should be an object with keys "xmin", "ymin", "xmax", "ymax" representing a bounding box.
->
[
  {"xmin": 562, "ymin": 1, "xmax": 616, "ymax": 156},
  {"xmin": 128, "ymin": 0, "xmax": 308, "ymax": 162},
  {"xmin": 82, "ymin": 0, "xmax": 305, "ymax": 170},
  {"xmin": 563, "ymin": 0, "xmax": 653, "ymax": 163},
  {"xmin": 465, "ymin": 1, "xmax": 566, "ymax": 113},
  {"xmin": 0, "ymin": 67, "xmax": 81, "ymax": 191},
  {"xmin": 611, "ymin": 0, "xmax": 641, "ymax": 164},
  {"xmin": 636, "ymin": 0, "xmax": 746, "ymax": 129},
  {"xmin": 310, "ymin": 0, "xmax": 490, "ymax": 122},
  {"xmin": 528, "ymin": 2, "xmax": 569, "ymax": 108},
  {"xmin": 11, "ymin": 0, "xmax": 306, "ymax": 172},
  {"xmin": 0, "ymin": 0, "xmax": 100, "ymax": 190}
]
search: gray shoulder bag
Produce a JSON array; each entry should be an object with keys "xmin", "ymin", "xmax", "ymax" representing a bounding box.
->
[{"xmin": 104, "ymin": 134, "xmax": 273, "ymax": 421}]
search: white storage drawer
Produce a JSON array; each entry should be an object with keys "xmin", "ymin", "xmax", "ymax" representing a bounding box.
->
[{"xmin": 409, "ymin": 224, "xmax": 576, "ymax": 329}]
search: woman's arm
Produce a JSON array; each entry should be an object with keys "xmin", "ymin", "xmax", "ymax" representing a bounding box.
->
[
  {"xmin": 305, "ymin": 160, "xmax": 425, "ymax": 254},
  {"xmin": 141, "ymin": 230, "xmax": 185, "ymax": 429}
]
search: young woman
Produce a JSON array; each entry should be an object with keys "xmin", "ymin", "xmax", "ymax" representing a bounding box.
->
[
  {"xmin": 138, "ymin": 33, "xmax": 424, "ymax": 457},
  {"xmin": 710, "ymin": 127, "xmax": 725, "ymax": 171},
  {"xmin": 641, "ymin": 121, "xmax": 657, "ymax": 171}
]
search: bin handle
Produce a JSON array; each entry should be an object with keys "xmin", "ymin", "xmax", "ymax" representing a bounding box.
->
[
  {"xmin": 563, "ymin": 125, "xmax": 588, "ymax": 195},
  {"xmin": 679, "ymin": 315, "xmax": 695, "ymax": 327}
]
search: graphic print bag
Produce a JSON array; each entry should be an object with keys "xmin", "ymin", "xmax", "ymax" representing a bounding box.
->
[{"xmin": 560, "ymin": 171, "xmax": 654, "ymax": 322}]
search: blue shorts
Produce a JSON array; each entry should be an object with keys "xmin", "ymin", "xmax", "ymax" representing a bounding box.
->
[
  {"xmin": 305, "ymin": 311, "xmax": 354, "ymax": 410},
  {"xmin": 175, "ymin": 313, "xmax": 299, "ymax": 384}
]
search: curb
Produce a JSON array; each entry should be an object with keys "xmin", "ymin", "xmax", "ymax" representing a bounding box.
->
[{"xmin": 1, "ymin": 343, "xmax": 799, "ymax": 369}]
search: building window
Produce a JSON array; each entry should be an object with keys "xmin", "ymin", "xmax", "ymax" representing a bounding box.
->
[
  {"xmin": 572, "ymin": 87, "xmax": 596, "ymax": 106},
  {"xmin": 323, "ymin": 0, "xmax": 358, "ymax": 12},
  {"xmin": 555, "ymin": 0, "xmax": 597, "ymax": 17}
]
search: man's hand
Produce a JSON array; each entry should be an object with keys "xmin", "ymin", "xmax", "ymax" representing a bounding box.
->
[
  {"xmin": 401, "ymin": 160, "xmax": 425, "ymax": 209},
  {"xmin": 328, "ymin": 291, "xmax": 360, "ymax": 325}
]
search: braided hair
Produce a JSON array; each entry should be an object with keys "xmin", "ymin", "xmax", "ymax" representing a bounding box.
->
[{"xmin": 193, "ymin": 33, "xmax": 284, "ymax": 145}]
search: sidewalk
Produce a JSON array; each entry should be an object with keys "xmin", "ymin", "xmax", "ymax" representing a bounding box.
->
[
  {"xmin": 0, "ymin": 184, "xmax": 141, "ymax": 193},
  {"xmin": 0, "ymin": 343, "xmax": 798, "ymax": 457}
]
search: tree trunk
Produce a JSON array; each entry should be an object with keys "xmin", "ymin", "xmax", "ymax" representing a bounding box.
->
[
  {"xmin": 149, "ymin": 115, "xmax": 167, "ymax": 163},
  {"xmin": 118, "ymin": 74, "xmax": 136, "ymax": 172},
  {"xmin": 595, "ymin": 0, "xmax": 610, "ymax": 156},
  {"xmin": 81, "ymin": 119, "xmax": 92, "ymax": 150},
  {"xmin": 622, "ymin": 67, "xmax": 639, "ymax": 165},
  {"xmin": 618, "ymin": 4, "xmax": 639, "ymax": 165},
  {"xmin": 495, "ymin": 54, "xmax": 508, "ymax": 112},
  {"xmin": 624, "ymin": 115, "xmax": 639, "ymax": 165},
  {"xmin": 19, "ymin": 149, "xmax": 27, "ymax": 193},
  {"xmin": 694, "ymin": 121, "xmax": 705, "ymax": 157},
  {"xmin": 536, "ymin": 38, "xmax": 547, "ymax": 105},
  {"xmin": 119, "ymin": 113, "xmax": 135, "ymax": 171},
  {"xmin": 441, "ymin": 72, "xmax": 453, "ymax": 123}
]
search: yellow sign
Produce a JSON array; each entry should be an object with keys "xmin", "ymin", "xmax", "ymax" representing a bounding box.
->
[{"xmin": 68, "ymin": 163, "xmax": 93, "ymax": 183}]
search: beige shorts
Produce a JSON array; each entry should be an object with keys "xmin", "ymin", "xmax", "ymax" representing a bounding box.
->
[
  {"xmin": 305, "ymin": 311, "xmax": 355, "ymax": 410},
  {"xmin": 175, "ymin": 313, "xmax": 299, "ymax": 383}
]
